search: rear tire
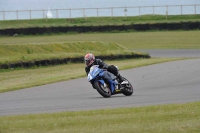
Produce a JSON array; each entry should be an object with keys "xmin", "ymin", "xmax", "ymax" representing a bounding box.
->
[
  {"xmin": 94, "ymin": 82, "xmax": 111, "ymax": 98},
  {"xmin": 121, "ymin": 77, "xmax": 133, "ymax": 96}
]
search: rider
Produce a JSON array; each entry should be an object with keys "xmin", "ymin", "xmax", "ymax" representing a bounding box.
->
[{"xmin": 84, "ymin": 53, "xmax": 124, "ymax": 83}]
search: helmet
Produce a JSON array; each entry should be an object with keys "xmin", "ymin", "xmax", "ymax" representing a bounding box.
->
[{"xmin": 84, "ymin": 53, "xmax": 95, "ymax": 66}]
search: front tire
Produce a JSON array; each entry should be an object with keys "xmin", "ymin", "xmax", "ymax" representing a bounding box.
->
[
  {"xmin": 94, "ymin": 82, "xmax": 111, "ymax": 98},
  {"xmin": 121, "ymin": 77, "xmax": 133, "ymax": 96}
]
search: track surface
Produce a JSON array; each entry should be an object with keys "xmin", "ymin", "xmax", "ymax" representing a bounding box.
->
[
  {"xmin": 140, "ymin": 49, "xmax": 200, "ymax": 58},
  {"xmin": 0, "ymin": 50, "xmax": 200, "ymax": 116}
]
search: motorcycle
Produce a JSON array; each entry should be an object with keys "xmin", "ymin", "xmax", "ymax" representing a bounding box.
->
[{"xmin": 87, "ymin": 65, "xmax": 133, "ymax": 98}]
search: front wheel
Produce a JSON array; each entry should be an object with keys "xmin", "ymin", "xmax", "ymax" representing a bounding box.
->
[
  {"xmin": 121, "ymin": 77, "xmax": 133, "ymax": 96},
  {"xmin": 93, "ymin": 81, "xmax": 111, "ymax": 98}
]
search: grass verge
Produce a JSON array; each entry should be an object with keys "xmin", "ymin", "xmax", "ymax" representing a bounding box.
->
[
  {"xmin": 0, "ymin": 41, "xmax": 141, "ymax": 64},
  {"xmin": 0, "ymin": 58, "xmax": 188, "ymax": 93},
  {"xmin": 0, "ymin": 102, "xmax": 199, "ymax": 133}
]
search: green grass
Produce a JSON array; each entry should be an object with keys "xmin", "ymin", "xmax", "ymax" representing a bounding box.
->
[
  {"xmin": 1, "ymin": 31, "xmax": 200, "ymax": 50},
  {"xmin": 0, "ymin": 41, "xmax": 140, "ymax": 64},
  {"xmin": 0, "ymin": 102, "xmax": 200, "ymax": 133},
  {"xmin": 2, "ymin": 30, "xmax": 199, "ymax": 64},
  {"xmin": 0, "ymin": 58, "xmax": 188, "ymax": 93},
  {"xmin": 0, "ymin": 14, "xmax": 200, "ymax": 29}
]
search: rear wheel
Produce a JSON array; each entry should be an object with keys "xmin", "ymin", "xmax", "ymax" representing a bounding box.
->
[
  {"xmin": 121, "ymin": 77, "xmax": 133, "ymax": 96},
  {"xmin": 94, "ymin": 82, "xmax": 111, "ymax": 98}
]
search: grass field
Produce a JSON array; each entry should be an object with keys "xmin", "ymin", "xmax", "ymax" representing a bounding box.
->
[
  {"xmin": 0, "ymin": 102, "xmax": 199, "ymax": 133},
  {"xmin": 0, "ymin": 14, "xmax": 199, "ymax": 29},
  {"xmin": 1, "ymin": 31, "xmax": 200, "ymax": 50}
]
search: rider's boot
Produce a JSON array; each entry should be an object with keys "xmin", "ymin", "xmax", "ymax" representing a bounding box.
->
[{"xmin": 117, "ymin": 74, "xmax": 124, "ymax": 83}]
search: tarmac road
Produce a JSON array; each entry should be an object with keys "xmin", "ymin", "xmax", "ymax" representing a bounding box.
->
[
  {"xmin": 140, "ymin": 49, "xmax": 200, "ymax": 58},
  {"xmin": 0, "ymin": 50, "xmax": 200, "ymax": 116}
]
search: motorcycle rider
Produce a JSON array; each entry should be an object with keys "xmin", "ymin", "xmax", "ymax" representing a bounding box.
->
[{"xmin": 84, "ymin": 53, "xmax": 124, "ymax": 83}]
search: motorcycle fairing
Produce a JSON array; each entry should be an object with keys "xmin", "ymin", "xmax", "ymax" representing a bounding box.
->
[
  {"xmin": 88, "ymin": 65, "xmax": 102, "ymax": 82},
  {"xmin": 87, "ymin": 65, "xmax": 116, "ymax": 94}
]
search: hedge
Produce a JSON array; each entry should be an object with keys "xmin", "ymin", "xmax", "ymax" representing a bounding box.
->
[{"xmin": 0, "ymin": 21, "xmax": 199, "ymax": 36}]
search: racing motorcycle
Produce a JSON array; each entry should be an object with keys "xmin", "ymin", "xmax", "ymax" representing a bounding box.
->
[{"xmin": 87, "ymin": 65, "xmax": 133, "ymax": 98}]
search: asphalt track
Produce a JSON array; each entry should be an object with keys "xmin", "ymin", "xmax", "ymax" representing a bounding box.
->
[
  {"xmin": 140, "ymin": 49, "xmax": 200, "ymax": 58},
  {"xmin": 0, "ymin": 50, "xmax": 200, "ymax": 116}
]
